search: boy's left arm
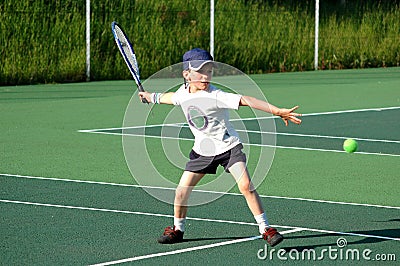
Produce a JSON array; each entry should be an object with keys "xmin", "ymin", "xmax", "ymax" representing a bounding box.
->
[{"xmin": 240, "ymin": 95, "xmax": 302, "ymax": 126}]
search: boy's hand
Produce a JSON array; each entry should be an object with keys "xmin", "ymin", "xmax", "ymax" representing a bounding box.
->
[
  {"xmin": 278, "ymin": 106, "xmax": 302, "ymax": 126},
  {"xmin": 138, "ymin": 91, "xmax": 152, "ymax": 103}
]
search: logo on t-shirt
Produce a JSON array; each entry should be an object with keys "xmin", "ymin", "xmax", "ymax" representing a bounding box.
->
[{"xmin": 187, "ymin": 105, "xmax": 208, "ymax": 131}]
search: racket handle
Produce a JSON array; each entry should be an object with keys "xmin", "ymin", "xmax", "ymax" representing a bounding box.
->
[{"xmin": 138, "ymin": 84, "xmax": 149, "ymax": 104}]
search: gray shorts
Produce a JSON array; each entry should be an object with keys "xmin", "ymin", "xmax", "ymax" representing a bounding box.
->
[{"xmin": 185, "ymin": 144, "xmax": 246, "ymax": 174}]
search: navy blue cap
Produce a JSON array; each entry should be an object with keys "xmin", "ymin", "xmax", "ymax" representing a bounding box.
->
[{"xmin": 183, "ymin": 48, "xmax": 214, "ymax": 71}]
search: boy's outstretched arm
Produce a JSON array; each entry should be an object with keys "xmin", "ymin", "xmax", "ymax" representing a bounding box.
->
[{"xmin": 240, "ymin": 95, "xmax": 302, "ymax": 126}]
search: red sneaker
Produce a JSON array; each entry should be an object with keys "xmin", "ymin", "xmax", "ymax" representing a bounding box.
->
[
  {"xmin": 157, "ymin": 226, "xmax": 184, "ymax": 244},
  {"xmin": 262, "ymin": 227, "xmax": 284, "ymax": 247}
]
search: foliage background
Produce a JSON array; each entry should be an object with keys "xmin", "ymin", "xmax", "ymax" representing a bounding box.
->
[{"xmin": 0, "ymin": 0, "xmax": 399, "ymax": 85}]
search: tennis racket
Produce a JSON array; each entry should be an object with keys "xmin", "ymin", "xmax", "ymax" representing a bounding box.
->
[{"xmin": 111, "ymin": 21, "xmax": 148, "ymax": 103}]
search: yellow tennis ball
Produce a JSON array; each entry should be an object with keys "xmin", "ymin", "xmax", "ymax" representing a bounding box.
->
[{"xmin": 343, "ymin": 139, "xmax": 358, "ymax": 153}]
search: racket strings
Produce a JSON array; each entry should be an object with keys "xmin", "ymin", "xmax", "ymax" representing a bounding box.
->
[{"xmin": 115, "ymin": 26, "xmax": 140, "ymax": 78}]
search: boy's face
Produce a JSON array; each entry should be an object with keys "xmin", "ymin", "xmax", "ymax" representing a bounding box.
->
[{"xmin": 186, "ymin": 63, "xmax": 213, "ymax": 91}]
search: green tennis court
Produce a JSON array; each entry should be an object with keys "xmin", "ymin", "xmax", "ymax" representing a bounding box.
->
[{"xmin": 1, "ymin": 68, "xmax": 399, "ymax": 265}]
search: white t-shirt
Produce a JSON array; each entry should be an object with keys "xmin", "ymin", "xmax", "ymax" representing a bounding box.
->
[{"xmin": 171, "ymin": 84, "xmax": 242, "ymax": 156}]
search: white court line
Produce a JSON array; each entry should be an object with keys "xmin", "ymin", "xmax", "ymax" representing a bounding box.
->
[
  {"xmin": 1, "ymin": 199, "xmax": 399, "ymax": 243},
  {"xmin": 78, "ymin": 106, "xmax": 400, "ymax": 132},
  {"xmin": 77, "ymin": 131, "xmax": 400, "ymax": 157},
  {"xmin": 2, "ymin": 199, "xmax": 398, "ymax": 265},
  {"xmin": 89, "ymin": 236, "xmax": 263, "ymax": 265},
  {"xmin": 242, "ymin": 130, "xmax": 400, "ymax": 144},
  {"xmin": 235, "ymin": 106, "xmax": 400, "ymax": 121},
  {"xmin": 1, "ymin": 173, "xmax": 399, "ymax": 210},
  {"xmin": 297, "ymin": 106, "xmax": 400, "ymax": 117},
  {"xmin": 89, "ymin": 228, "xmax": 305, "ymax": 266},
  {"xmin": 260, "ymin": 144, "xmax": 400, "ymax": 157},
  {"xmin": 250, "ymin": 106, "xmax": 400, "ymax": 120},
  {"xmin": 76, "ymin": 130, "xmax": 400, "ymax": 157},
  {"xmin": 80, "ymin": 125, "xmax": 400, "ymax": 144},
  {"xmin": 78, "ymin": 122, "xmax": 186, "ymax": 133},
  {"xmin": 77, "ymin": 106, "xmax": 400, "ymax": 157}
]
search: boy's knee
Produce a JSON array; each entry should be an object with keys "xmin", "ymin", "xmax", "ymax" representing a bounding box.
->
[
  {"xmin": 238, "ymin": 179, "xmax": 256, "ymax": 195},
  {"xmin": 238, "ymin": 179, "xmax": 250, "ymax": 194},
  {"xmin": 175, "ymin": 186, "xmax": 191, "ymax": 201}
]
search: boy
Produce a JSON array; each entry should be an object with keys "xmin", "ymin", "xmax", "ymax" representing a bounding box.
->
[{"xmin": 139, "ymin": 48, "xmax": 301, "ymax": 247}]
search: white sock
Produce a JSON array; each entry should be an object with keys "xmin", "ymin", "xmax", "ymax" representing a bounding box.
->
[
  {"xmin": 254, "ymin": 213, "xmax": 269, "ymax": 234},
  {"xmin": 174, "ymin": 217, "xmax": 186, "ymax": 232}
]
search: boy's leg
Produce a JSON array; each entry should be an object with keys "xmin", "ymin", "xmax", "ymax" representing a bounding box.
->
[
  {"xmin": 228, "ymin": 162, "xmax": 284, "ymax": 246},
  {"xmin": 158, "ymin": 171, "xmax": 204, "ymax": 244},
  {"xmin": 228, "ymin": 162, "xmax": 264, "ymax": 217},
  {"xmin": 174, "ymin": 171, "xmax": 205, "ymax": 226}
]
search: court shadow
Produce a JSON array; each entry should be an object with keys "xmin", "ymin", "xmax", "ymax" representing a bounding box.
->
[
  {"xmin": 375, "ymin": 218, "xmax": 400, "ymax": 223},
  {"xmin": 182, "ymin": 235, "xmax": 254, "ymax": 243},
  {"xmin": 282, "ymin": 228, "xmax": 399, "ymax": 252},
  {"xmin": 348, "ymin": 228, "xmax": 400, "ymax": 244}
]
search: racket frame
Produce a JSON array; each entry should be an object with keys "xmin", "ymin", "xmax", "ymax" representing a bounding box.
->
[{"xmin": 111, "ymin": 21, "xmax": 147, "ymax": 103}]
